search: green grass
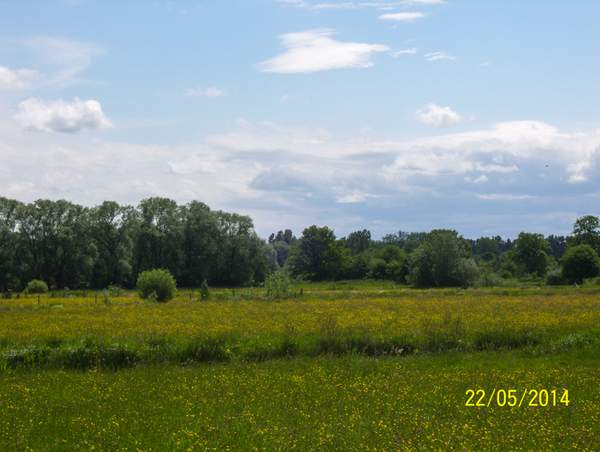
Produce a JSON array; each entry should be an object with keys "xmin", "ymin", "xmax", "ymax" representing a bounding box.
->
[
  {"xmin": 1, "ymin": 350, "xmax": 598, "ymax": 451},
  {"xmin": 2, "ymin": 284, "xmax": 600, "ymax": 450}
]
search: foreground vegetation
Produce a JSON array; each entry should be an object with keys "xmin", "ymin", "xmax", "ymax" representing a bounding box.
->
[
  {"xmin": 2, "ymin": 351, "xmax": 599, "ymax": 451},
  {"xmin": 2, "ymin": 284, "xmax": 600, "ymax": 369},
  {"xmin": 2, "ymin": 284, "xmax": 600, "ymax": 450}
]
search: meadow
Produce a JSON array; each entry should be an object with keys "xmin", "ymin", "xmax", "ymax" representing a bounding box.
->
[{"xmin": 1, "ymin": 283, "xmax": 600, "ymax": 450}]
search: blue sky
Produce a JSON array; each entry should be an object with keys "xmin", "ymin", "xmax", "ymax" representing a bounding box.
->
[{"xmin": 1, "ymin": 0, "xmax": 600, "ymax": 240}]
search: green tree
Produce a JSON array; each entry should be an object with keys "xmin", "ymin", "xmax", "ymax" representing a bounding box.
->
[
  {"xmin": 16, "ymin": 199, "xmax": 94, "ymax": 289},
  {"xmin": 345, "ymin": 229, "xmax": 371, "ymax": 256},
  {"xmin": 213, "ymin": 211, "xmax": 268, "ymax": 285},
  {"xmin": 568, "ymin": 215, "xmax": 600, "ymax": 254},
  {"xmin": 88, "ymin": 201, "xmax": 135, "ymax": 288},
  {"xmin": 507, "ymin": 232, "xmax": 554, "ymax": 277},
  {"xmin": 473, "ymin": 237, "xmax": 499, "ymax": 257},
  {"xmin": 286, "ymin": 225, "xmax": 351, "ymax": 281},
  {"xmin": 134, "ymin": 197, "xmax": 183, "ymax": 278},
  {"xmin": 407, "ymin": 229, "xmax": 477, "ymax": 287},
  {"xmin": 561, "ymin": 244, "xmax": 600, "ymax": 284},
  {"xmin": 0, "ymin": 197, "xmax": 22, "ymax": 290},
  {"xmin": 179, "ymin": 201, "xmax": 219, "ymax": 287}
]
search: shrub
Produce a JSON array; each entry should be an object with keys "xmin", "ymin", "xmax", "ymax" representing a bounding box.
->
[
  {"xmin": 25, "ymin": 279, "xmax": 48, "ymax": 294},
  {"xmin": 136, "ymin": 269, "xmax": 177, "ymax": 302},
  {"xmin": 474, "ymin": 271, "xmax": 506, "ymax": 288},
  {"xmin": 545, "ymin": 268, "xmax": 564, "ymax": 286},
  {"xmin": 106, "ymin": 284, "xmax": 124, "ymax": 298},
  {"xmin": 264, "ymin": 270, "xmax": 292, "ymax": 299},
  {"xmin": 200, "ymin": 281, "xmax": 211, "ymax": 301}
]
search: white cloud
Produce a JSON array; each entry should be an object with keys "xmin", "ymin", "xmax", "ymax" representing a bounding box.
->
[
  {"xmin": 6, "ymin": 181, "xmax": 37, "ymax": 197},
  {"xmin": 400, "ymin": 0, "xmax": 444, "ymax": 4},
  {"xmin": 476, "ymin": 194, "xmax": 534, "ymax": 200},
  {"xmin": 314, "ymin": 2, "xmax": 356, "ymax": 8},
  {"xmin": 0, "ymin": 66, "xmax": 44, "ymax": 90},
  {"xmin": 379, "ymin": 12, "xmax": 425, "ymax": 21},
  {"xmin": 415, "ymin": 103, "xmax": 464, "ymax": 127},
  {"xmin": 337, "ymin": 191, "xmax": 366, "ymax": 203},
  {"xmin": 425, "ymin": 52, "xmax": 456, "ymax": 61},
  {"xmin": 280, "ymin": 94, "xmax": 292, "ymax": 101},
  {"xmin": 1, "ymin": 115, "xmax": 599, "ymax": 239},
  {"xmin": 14, "ymin": 97, "xmax": 113, "ymax": 133},
  {"xmin": 567, "ymin": 161, "xmax": 592, "ymax": 183},
  {"xmin": 255, "ymin": 29, "xmax": 389, "ymax": 73},
  {"xmin": 391, "ymin": 48, "xmax": 417, "ymax": 57},
  {"xmin": 185, "ymin": 86, "xmax": 229, "ymax": 97},
  {"xmin": 22, "ymin": 36, "xmax": 106, "ymax": 87},
  {"xmin": 464, "ymin": 175, "xmax": 488, "ymax": 184}
]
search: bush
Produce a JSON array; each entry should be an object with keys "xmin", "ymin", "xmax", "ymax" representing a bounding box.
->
[
  {"xmin": 105, "ymin": 284, "xmax": 124, "ymax": 298},
  {"xmin": 25, "ymin": 279, "xmax": 48, "ymax": 294},
  {"xmin": 545, "ymin": 268, "xmax": 564, "ymax": 286},
  {"xmin": 474, "ymin": 271, "xmax": 506, "ymax": 288},
  {"xmin": 200, "ymin": 281, "xmax": 211, "ymax": 301},
  {"xmin": 136, "ymin": 269, "xmax": 177, "ymax": 302},
  {"xmin": 264, "ymin": 270, "xmax": 292, "ymax": 299}
]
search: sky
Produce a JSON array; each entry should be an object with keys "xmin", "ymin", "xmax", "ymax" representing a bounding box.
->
[{"xmin": 1, "ymin": 0, "xmax": 600, "ymax": 240}]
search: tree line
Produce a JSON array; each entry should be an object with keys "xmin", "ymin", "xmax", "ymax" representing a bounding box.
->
[
  {"xmin": 272, "ymin": 217, "xmax": 599, "ymax": 287},
  {"xmin": 1, "ymin": 196, "xmax": 597, "ymax": 291},
  {"xmin": 0, "ymin": 197, "xmax": 276, "ymax": 291}
]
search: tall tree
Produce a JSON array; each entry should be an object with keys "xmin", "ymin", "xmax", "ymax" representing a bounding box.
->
[
  {"xmin": 345, "ymin": 229, "xmax": 371, "ymax": 256},
  {"xmin": 213, "ymin": 211, "xmax": 267, "ymax": 285},
  {"xmin": 407, "ymin": 229, "xmax": 477, "ymax": 287},
  {"xmin": 179, "ymin": 201, "xmax": 219, "ymax": 286},
  {"xmin": 507, "ymin": 232, "xmax": 554, "ymax": 276},
  {"xmin": 17, "ymin": 199, "xmax": 93, "ymax": 289},
  {"xmin": 286, "ymin": 225, "xmax": 350, "ymax": 281},
  {"xmin": 0, "ymin": 197, "xmax": 23, "ymax": 290},
  {"xmin": 569, "ymin": 215, "xmax": 600, "ymax": 253},
  {"xmin": 134, "ymin": 197, "xmax": 183, "ymax": 278},
  {"xmin": 88, "ymin": 201, "xmax": 135, "ymax": 288}
]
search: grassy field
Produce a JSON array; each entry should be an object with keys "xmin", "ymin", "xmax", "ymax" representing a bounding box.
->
[{"xmin": 1, "ymin": 283, "xmax": 600, "ymax": 450}]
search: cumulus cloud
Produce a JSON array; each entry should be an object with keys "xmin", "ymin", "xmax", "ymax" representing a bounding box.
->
[
  {"xmin": 425, "ymin": 52, "xmax": 456, "ymax": 61},
  {"xmin": 415, "ymin": 103, "xmax": 464, "ymax": 127},
  {"xmin": 14, "ymin": 97, "xmax": 113, "ymax": 133},
  {"xmin": 255, "ymin": 29, "xmax": 389, "ymax": 73},
  {"xmin": 379, "ymin": 12, "xmax": 425, "ymax": 21},
  {"xmin": 567, "ymin": 161, "xmax": 592, "ymax": 183},
  {"xmin": 2, "ymin": 115, "xmax": 599, "ymax": 239},
  {"xmin": 185, "ymin": 86, "xmax": 229, "ymax": 97},
  {"xmin": 0, "ymin": 66, "xmax": 44, "ymax": 90}
]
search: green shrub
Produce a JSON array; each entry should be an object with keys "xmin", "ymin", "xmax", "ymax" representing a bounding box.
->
[
  {"xmin": 106, "ymin": 284, "xmax": 124, "ymax": 298},
  {"xmin": 264, "ymin": 270, "xmax": 292, "ymax": 299},
  {"xmin": 200, "ymin": 281, "xmax": 211, "ymax": 301},
  {"xmin": 25, "ymin": 279, "xmax": 48, "ymax": 294},
  {"xmin": 101, "ymin": 291, "xmax": 114, "ymax": 306},
  {"xmin": 474, "ymin": 271, "xmax": 505, "ymax": 287},
  {"xmin": 136, "ymin": 269, "xmax": 177, "ymax": 303},
  {"xmin": 545, "ymin": 268, "xmax": 564, "ymax": 286}
]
